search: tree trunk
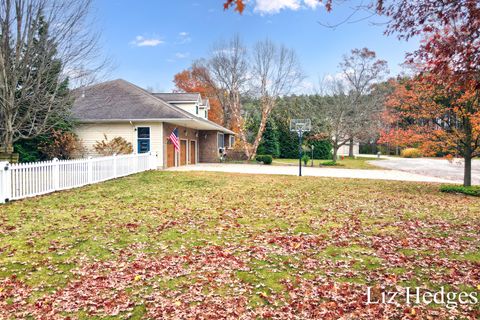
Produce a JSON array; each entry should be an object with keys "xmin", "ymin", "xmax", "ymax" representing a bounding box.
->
[
  {"xmin": 1, "ymin": 116, "xmax": 14, "ymax": 154},
  {"xmin": 249, "ymin": 101, "xmax": 272, "ymax": 160},
  {"xmin": 228, "ymin": 91, "xmax": 250, "ymax": 159},
  {"xmin": 332, "ymin": 144, "xmax": 338, "ymax": 162},
  {"xmin": 348, "ymin": 137, "xmax": 354, "ymax": 157},
  {"xmin": 462, "ymin": 110, "xmax": 474, "ymax": 187},
  {"xmin": 463, "ymin": 150, "xmax": 472, "ymax": 187}
]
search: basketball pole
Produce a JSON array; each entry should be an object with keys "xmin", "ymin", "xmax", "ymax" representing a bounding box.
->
[
  {"xmin": 298, "ymin": 129, "xmax": 302, "ymax": 177},
  {"xmin": 290, "ymin": 119, "xmax": 310, "ymax": 177}
]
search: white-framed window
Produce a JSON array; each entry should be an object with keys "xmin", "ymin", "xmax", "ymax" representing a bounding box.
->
[
  {"xmin": 229, "ymin": 135, "xmax": 235, "ymax": 148},
  {"xmin": 217, "ymin": 133, "xmax": 224, "ymax": 150},
  {"xmin": 195, "ymin": 105, "xmax": 199, "ymax": 115}
]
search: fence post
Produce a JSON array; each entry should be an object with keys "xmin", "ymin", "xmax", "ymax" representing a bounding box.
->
[
  {"xmin": 148, "ymin": 152, "xmax": 154, "ymax": 170},
  {"xmin": 0, "ymin": 162, "xmax": 11, "ymax": 203},
  {"xmin": 87, "ymin": 156, "xmax": 93, "ymax": 184},
  {"xmin": 113, "ymin": 154, "xmax": 117, "ymax": 178},
  {"xmin": 53, "ymin": 158, "xmax": 60, "ymax": 190}
]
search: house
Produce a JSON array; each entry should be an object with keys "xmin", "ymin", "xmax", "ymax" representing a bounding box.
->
[
  {"xmin": 72, "ymin": 79, "xmax": 235, "ymax": 168},
  {"xmin": 336, "ymin": 143, "xmax": 360, "ymax": 156}
]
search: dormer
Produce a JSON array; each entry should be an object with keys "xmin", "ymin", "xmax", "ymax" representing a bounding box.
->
[{"xmin": 153, "ymin": 92, "xmax": 209, "ymax": 119}]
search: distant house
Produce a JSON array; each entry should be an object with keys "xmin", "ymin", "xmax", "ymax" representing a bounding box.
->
[
  {"xmin": 336, "ymin": 143, "xmax": 360, "ymax": 156},
  {"xmin": 72, "ymin": 79, "xmax": 235, "ymax": 168}
]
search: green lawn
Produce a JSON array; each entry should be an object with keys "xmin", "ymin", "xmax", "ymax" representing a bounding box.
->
[
  {"xmin": 0, "ymin": 171, "xmax": 479, "ymax": 318},
  {"xmin": 273, "ymin": 156, "xmax": 382, "ymax": 169}
]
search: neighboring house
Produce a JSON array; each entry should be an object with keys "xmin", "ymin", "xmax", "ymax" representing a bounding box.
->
[
  {"xmin": 336, "ymin": 143, "xmax": 360, "ymax": 156},
  {"xmin": 72, "ymin": 79, "xmax": 235, "ymax": 168}
]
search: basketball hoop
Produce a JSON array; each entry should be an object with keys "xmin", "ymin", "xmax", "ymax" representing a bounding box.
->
[
  {"xmin": 290, "ymin": 119, "xmax": 311, "ymax": 176},
  {"xmin": 290, "ymin": 119, "xmax": 311, "ymax": 134}
]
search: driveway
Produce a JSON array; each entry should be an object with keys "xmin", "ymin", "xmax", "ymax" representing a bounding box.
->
[
  {"xmin": 369, "ymin": 158, "xmax": 479, "ymax": 185},
  {"xmin": 169, "ymin": 163, "xmax": 455, "ymax": 184}
]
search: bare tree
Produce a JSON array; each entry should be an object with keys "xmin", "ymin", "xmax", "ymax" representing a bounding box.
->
[
  {"xmin": 249, "ymin": 39, "xmax": 304, "ymax": 159},
  {"xmin": 207, "ymin": 35, "xmax": 250, "ymax": 157},
  {"xmin": 339, "ymin": 48, "xmax": 389, "ymax": 156},
  {"xmin": 315, "ymin": 78, "xmax": 354, "ymax": 161},
  {"xmin": 0, "ymin": 0, "xmax": 106, "ymax": 154}
]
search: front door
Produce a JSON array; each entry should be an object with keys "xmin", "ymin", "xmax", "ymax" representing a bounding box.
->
[
  {"xmin": 180, "ymin": 140, "xmax": 187, "ymax": 166},
  {"xmin": 167, "ymin": 141, "xmax": 175, "ymax": 168},
  {"xmin": 137, "ymin": 127, "xmax": 150, "ymax": 153},
  {"xmin": 190, "ymin": 141, "xmax": 196, "ymax": 164}
]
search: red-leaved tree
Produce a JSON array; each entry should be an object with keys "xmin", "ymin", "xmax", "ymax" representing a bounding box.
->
[
  {"xmin": 379, "ymin": 77, "xmax": 479, "ymax": 187},
  {"xmin": 173, "ymin": 64, "xmax": 224, "ymax": 126}
]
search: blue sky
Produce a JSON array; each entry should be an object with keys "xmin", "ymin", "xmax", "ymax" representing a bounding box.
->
[{"xmin": 93, "ymin": 0, "xmax": 419, "ymax": 92}]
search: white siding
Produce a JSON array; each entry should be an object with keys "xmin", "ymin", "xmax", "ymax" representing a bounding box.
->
[
  {"xmin": 337, "ymin": 143, "xmax": 360, "ymax": 156},
  {"xmin": 171, "ymin": 102, "xmax": 198, "ymax": 116},
  {"xmin": 75, "ymin": 122, "xmax": 164, "ymax": 167},
  {"xmin": 171, "ymin": 102, "xmax": 208, "ymax": 119}
]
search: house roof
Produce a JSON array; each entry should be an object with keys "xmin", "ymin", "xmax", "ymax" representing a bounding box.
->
[
  {"xmin": 153, "ymin": 93, "xmax": 201, "ymax": 103},
  {"xmin": 72, "ymin": 79, "xmax": 234, "ymax": 134}
]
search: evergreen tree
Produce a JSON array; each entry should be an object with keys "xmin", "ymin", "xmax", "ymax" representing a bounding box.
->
[
  {"xmin": 276, "ymin": 121, "xmax": 298, "ymax": 158},
  {"xmin": 257, "ymin": 118, "xmax": 280, "ymax": 157},
  {"xmin": 12, "ymin": 18, "xmax": 73, "ymax": 162},
  {"xmin": 308, "ymin": 139, "xmax": 333, "ymax": 160}
]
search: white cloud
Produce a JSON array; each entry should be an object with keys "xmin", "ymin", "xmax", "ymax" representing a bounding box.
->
[
  {"xmin": 253, "ymin": 0, "xmax": 323, "ymax": 14},
  {"xmin": 130, "ymin": 36, "xmax": 164, "ymax": 47},
  {"xmin": 175, "ymin": 52, "xmax": 190, "ymax": 59},
  {"xmin": 254, "ymin": 0, "xmax": 300, "ymax": 14},
  {"xmin": 176, "ymin": 32, "xmax": 191, "ymax": 44},
  {"xmin": 299, "ymin": 79, "xmax": 315, "ymax": 93},
  {"xmin": 303, "ymin": 0, "xmax": 322, "ymax": 9}
]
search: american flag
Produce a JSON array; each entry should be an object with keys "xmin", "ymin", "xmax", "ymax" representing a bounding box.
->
[{"xmin": 169, "ymin": 128, "xmax": 180, "ymax": 152}]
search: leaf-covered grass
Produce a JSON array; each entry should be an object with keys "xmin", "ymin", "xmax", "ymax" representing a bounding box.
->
[
  {"xmin": 440, "ymin": 184, "xmax": 480, "ymax": 197},
  {"xmin": 0, "ymin": 171, "xmax": 479, "ymax": 318},
  {"xmin": 273, "ymin": 156, "xmax": 382, "ymax": 169}
]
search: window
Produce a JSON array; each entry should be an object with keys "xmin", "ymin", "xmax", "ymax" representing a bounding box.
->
[
  {"xmin": 204, "ymin": 110, "xmax": 207, "ymax": 118},
  {"xmin": 196, "ymin": 105, "xmax": 199, "ymax": 115},
  {"xmin": 229, "ymin": 135, "xmax": 235, "ymax": 148},
  {"xmin": 217, "ymin": 133, "xmax": 224, "ymax": 150},
  {"xmin": 137, "ymin": 127, "xmax": 150, "ymax": 153}
]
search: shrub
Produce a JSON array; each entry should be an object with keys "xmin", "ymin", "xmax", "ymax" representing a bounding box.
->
[
  {"xmin": 401, "ymin": 148, "xmax": 423, "ymax": 158},
  {"xmin": 255, "ymin": 154, "xmax": 272, "ymax": 165},
  {"xmin": 39, "ymin": 129, "xmax": 86, "ymax": 160},
  {"xmin": 94, "ymin": 135, "xmax": 133, "ymax": 156},
  {"xmin": 14, "ymin": 140, "xmax": 41, "ymax": 163},
  {"xmin": 309, "ymin": 139, "xmax": 332, "ymax": 159},
  {"xmin": 320, "ymin": 160, "xmax": 344, "ymax": 167},
  {"xmin": 440, "ymin": 185, "xmax": 480, "ymax": 197},
  {"xmin": 301, "ymin": 154, "xmax": 310, "ymax": 165}
]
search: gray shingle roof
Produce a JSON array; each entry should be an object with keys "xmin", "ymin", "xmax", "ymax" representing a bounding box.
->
[
  {"xmin": 72, "ymin": 79, "xmax": 191, "ymax": 121},
  {"xmin": 153, "ymin": 93, "xmax": 201, "ymax": 103},
  {"xmin": 71, "ymin": 79, "xmax": 234, "ymax": 134}
]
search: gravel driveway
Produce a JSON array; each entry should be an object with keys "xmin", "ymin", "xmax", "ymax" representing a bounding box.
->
[
  {"xmin": 369, "ymin": 158, "xmax": 479, "ymax": 185},
  {"xmin": 169, "ymin": 163, "xmax": 455, "ymax": 184}
]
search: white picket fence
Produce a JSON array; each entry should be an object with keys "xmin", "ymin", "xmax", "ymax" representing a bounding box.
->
[{"xmin": 0, "ymin": 153, "xmax": 157, "ymax": 203}]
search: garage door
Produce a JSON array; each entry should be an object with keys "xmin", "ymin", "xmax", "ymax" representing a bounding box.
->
[
  {"xmin": 190, "ymin": 141, "xmax": 196, "ymax": 164},
  {"xmin": 167, "ymin": 141, "xmax": 175, "ymax": 168},
  {"xmin": 180, "ymin": 140, "xmax": 187, "ymax": 166}
]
